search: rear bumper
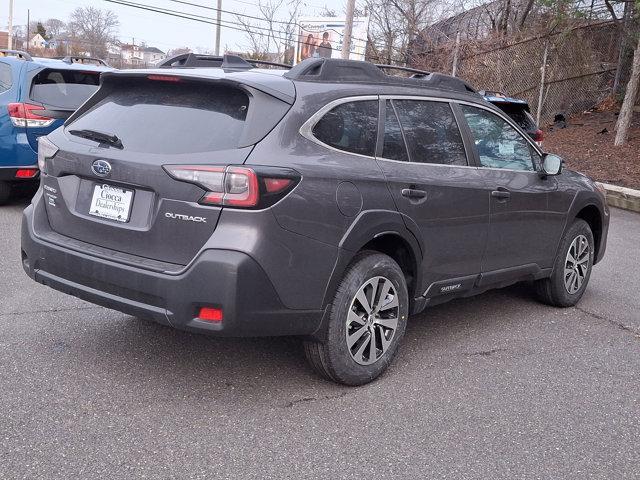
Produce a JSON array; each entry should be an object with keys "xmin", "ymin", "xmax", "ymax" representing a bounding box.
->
[
  {"xmin": 21, "ymin": 194, "xmax": 324, "ymax": 337},
  {"xmin": 0, "ymin": 165, "xmax": 40, "ymax": 182}
]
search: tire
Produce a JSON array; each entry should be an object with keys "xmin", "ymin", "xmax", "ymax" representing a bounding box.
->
[
  {"xmin": 535, "ymin": 219, "xmax": 594, "ymax": 307},
  {"xmin": 0, "ymin": 182, "xmax": 11, "ymax": 206},
  {"xmin": 304, "ymin": 251, "xmax": 409, "ymax": 386}
]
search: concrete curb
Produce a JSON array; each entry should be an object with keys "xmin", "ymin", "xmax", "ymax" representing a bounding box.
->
[{"xmin": 597, "ymin": 182, "xmax": 640, "ymax": 213}]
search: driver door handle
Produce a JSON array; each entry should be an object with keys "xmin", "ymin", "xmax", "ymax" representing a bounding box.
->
[
  {"xmin": 491, "ymin": 188, "xmax": 511, "ymax": 200},
  {"xmin": 401, "ymin": 188, "xmax": 427, "ymax": 199}
]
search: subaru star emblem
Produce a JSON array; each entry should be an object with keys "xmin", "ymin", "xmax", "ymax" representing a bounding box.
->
[{"xmin": 91, "ymin": 159, "xmax": 112, "ymax": 177}]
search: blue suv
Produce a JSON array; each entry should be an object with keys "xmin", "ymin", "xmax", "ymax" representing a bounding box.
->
[{"xmin": 0, "ymin": 50, "xmax": 111, "ymax": 204}]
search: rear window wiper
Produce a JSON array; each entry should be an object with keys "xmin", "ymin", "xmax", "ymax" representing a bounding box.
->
[{"xmin": 68, "ymin": 129, "xmax": 123, "ymax": 149}]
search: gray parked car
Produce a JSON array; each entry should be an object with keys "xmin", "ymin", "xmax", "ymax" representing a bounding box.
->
[{"xmin": 21, "ymin": 55, "xmax": 609, "ymax": 385}]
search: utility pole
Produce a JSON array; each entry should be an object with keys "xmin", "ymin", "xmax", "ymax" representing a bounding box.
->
[
  {"xmin": 7, "ymin": 0, "xmax": 13, "ymax": 49},
  {"xmin": 341, "ymin": 0, "xmax": 356, "ymax": 59},
  {"xmin": 215, "ymin": 0, "xmax": 222, "ymax": 56},
  {"xmin": 26, "ymin": 10, "xmax": 30, "ymax": 53}
]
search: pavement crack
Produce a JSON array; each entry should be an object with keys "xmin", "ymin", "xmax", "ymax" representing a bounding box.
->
[{"xmin": 574, "ymin": 306, "xmax": 640, "ymax": 339}]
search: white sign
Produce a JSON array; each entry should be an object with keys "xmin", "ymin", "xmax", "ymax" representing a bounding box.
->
[
  {"xmin": 294, "ymin": 17, "xmax": 370, "ymax": 64},
  {"xmin": 89, "ymin": 184, "xmax": 133, "ymax": 223}
]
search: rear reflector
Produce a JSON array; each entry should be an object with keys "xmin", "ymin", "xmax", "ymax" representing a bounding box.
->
[
  {"xmin": 15, "ymin": 168, "xmax": 38, "ymax": 178},
  {"xmin": 197, "ymin": 307, "xmax": 223, "ymax": 322}
]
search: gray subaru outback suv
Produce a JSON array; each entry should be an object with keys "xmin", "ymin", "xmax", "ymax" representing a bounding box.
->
[{"xmin": 21, "ymin": 55, "xmax": 609, "ymax": 385}]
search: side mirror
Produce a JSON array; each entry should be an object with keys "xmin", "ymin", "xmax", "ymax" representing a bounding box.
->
[{"xmin": 540, "ymin": 153, "xmax": 563, "ymax": 176}]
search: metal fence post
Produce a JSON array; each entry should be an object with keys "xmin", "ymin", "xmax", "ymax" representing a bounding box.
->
[{"xmin": 536, "ymin": 40, "xmax": 549, "ymax": 126}]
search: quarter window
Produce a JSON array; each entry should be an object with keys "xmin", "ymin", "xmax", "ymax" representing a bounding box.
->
[
  {"xmin": 0, "ymin": 62, "xmax": 12, "ymax": 93},
  {"xmin": 392, "ymin": 100, "xmax": 467, "ymax": 166},
  {"xmin": 312, "ymin": 100, "xmax": 378, "ymax": 157},
  {"xmin": 460, "ymin": 105, "xmax": 535, "ymax": 171}
]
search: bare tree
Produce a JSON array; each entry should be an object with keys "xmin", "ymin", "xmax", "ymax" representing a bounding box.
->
[
  {"xmin": 236, "ymin": 0, "xmax": 301, "ymax": 61},
  {"xmin": 166, "ymin": 47, "xmax": 192, "ymax": 57},
  {"xmin": 614, "ymin": 33, "xmax": 640, "ymax": 145},
  {"xmin": 44, "ymin": 18, "xmax": 66, "ymax": 40},
  {"xmin": 366, "ymin": 0, "xmax": 446, "ymax": 64},
  {"xmin": 67, "ymin": 7, "xmax": 119, "ymax": 59}
]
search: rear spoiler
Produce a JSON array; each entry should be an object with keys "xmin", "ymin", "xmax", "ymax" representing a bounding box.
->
[
  {"xmin": 91, "ymin": 69, "xmax": 295, "ymax": 105},
  {"xmin": 64, "ymin": 70, "xmax": 294, "ymax": 149}
]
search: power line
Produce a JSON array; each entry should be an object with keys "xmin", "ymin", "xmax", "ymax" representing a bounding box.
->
[
  {"xmin": 162, "ymin": 0, "xmax": 372, "ymax": 45},
  {"xmin": 108, "ymin": 0, "xmax": 311, "ymax": 46},
  {"xmin": 101, "ymin": 0, "xmax": 364, "ymax": 57}
]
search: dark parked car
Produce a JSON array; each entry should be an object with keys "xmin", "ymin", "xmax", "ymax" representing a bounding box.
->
[
  {"xmin": 480, "ymin": 90, "xmax": 544, "ymax": 146},
  {"xmin": 0, "ymin": 50, "xmax": 111, "ymax": 204},
  {"xmin": 22, "ymin": 55, "xmax": 609, "ymax": 385}
]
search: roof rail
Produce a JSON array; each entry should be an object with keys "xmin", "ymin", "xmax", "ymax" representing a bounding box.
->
[
  {"xmin": 284, "ymin": 58, "xmax": 477, "ymax": 94},
  {"xmin": 0, "ymin": 49, "xmax": 33, "ymax": 61},
  {"xmin": 376, "ymin": 64, "xmax": 431, "ymax": 76},
  {"xmin": 55, "ymin": 56, "xmax": 109, "ymax": 67},
  {"xmin": 158, "ymin": 53, "xmax": 292, "ymax": 70}
]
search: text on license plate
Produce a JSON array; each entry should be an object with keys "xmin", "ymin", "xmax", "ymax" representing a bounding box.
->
[{"xmin": 89, "ymin": 184, "xmax": 133, "ymax": 223}]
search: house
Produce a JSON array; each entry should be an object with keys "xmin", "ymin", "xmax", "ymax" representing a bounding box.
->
[
  {"xmin": 142, "ymin": 46, "xmax": 165, "ymax": 64},
  {"xmin": 0, "ymin": 31, "xmax": 9, "ymax": 49},
  {"xmin": 28, "ymin": 34, "xmax": 47, "ymax": 50},
  {"xmin": 119, "ymin": 43, "xmax": 144, "ymax": 65}
]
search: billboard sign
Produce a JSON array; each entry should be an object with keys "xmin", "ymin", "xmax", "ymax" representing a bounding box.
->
[{"xmin": 294, "ymin": 17, "xmax": 370, "ymax": 64}]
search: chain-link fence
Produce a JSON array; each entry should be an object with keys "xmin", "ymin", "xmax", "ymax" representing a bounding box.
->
[{"xmin": 411, "ymin": 21, "xmax": 620, "ymax": 124}]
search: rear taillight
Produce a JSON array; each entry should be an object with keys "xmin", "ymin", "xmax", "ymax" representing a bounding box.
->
[
  {"xmin": 533, "ymin": 129, "xmax": 544, "ymax": 143},
  {"xmin": 37, "ymin": 136, "xmax": 59, "ymax": 173},
  {"xmin": 164, "ymin": 165, "xmax": 299, "ymax": 209},
  {"xmin": 8, "ymin": 103, "xmax": 54, "ymax": 128}
]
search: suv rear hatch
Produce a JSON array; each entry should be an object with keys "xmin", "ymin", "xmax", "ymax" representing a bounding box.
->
[
  {"xmin": 42, "ymin": 70, "xmax": 294, "ymax": 265},
  {"xmin": 24, "ymin": 67, "xmax": 104, "ymax": 151}
]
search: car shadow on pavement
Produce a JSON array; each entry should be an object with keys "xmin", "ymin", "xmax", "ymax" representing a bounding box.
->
[{"xmin": 60, "ymin": 282, "xmax": 541, "ymax": 396}]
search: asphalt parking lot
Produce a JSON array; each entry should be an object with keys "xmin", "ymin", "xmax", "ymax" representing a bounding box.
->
[{"xmin": 1, "ymin": 195, "xmax": 639, "ymax": 479}]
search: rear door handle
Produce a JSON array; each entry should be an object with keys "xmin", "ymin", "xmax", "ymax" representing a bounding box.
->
[
  {"xmin": 401, "ymin": 188, "xmax": 427, "ymax": 199},
  {"xmin": 491, "ymin": 188, "xmax": 511, "ymax": 200}
]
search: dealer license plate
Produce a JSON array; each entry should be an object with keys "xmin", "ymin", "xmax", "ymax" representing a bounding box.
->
[{"xmin": 88, "ymin": 184, "xmax": 134, "ymax": 223}]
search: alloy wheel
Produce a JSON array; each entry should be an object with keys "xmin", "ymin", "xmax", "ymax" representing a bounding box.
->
[
  {"xmin": 564, "ymin": 234, "xmax": 590, "ymax": 294},
  {"xmin": 346, "ymin": 276, "xmax": 399, "ymax": 365}
]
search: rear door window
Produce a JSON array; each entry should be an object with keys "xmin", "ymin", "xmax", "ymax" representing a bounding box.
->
[
  {"xmin": 67, "ymin": 81, "xmax": 250, "ymax": 154},
  {"xmin": 31, "ymin": 68, "xmax": 101, "ymax": 110},
  {"xmin": 312, "ymin": 100, "xmax": 378, "ymax": 157},
  {"xmin": 392, "ymin": 99, "xmax": 467, "ymax": 166},
  {"xmin": 0, "ymin": 62, "xmax": 12, "ymax": 93}
]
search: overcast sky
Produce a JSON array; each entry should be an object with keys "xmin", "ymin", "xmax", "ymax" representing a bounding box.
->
[{"xmin": 1, "ymin": 0, "xmax": 349, "ymax": 53}]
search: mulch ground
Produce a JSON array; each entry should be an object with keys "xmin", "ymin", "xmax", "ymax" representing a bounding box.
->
[{"xmin": 543, "ymin": 110, "xmax": 640, "ymax": 190}]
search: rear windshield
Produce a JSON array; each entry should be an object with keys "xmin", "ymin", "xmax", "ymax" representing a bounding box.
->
[
  {"xmin": 31, "ymin": 68, "xmax": 101, "ymax": 110},
  {"xmin": 494, "ymin": 103, "xmax": 537, "ymax": 131},
  {"xmin": 67, "ymin": 81, "xmax": 249, "ymax": 154},
  {"xmin": 0, "ymin": 62, "xmax": 12, "ymax": 93}
]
